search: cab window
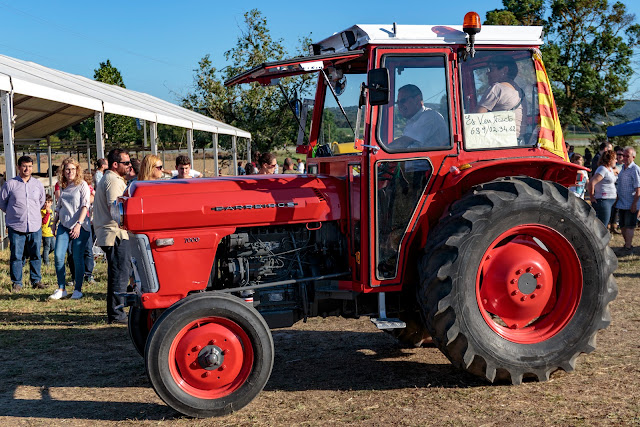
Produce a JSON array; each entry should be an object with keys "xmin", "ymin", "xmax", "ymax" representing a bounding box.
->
[
  {"xmin": 377, "ymin": 55, "xmax": 451, "ymax": 152},
  {"xmin": 459, "ymin": 50, "xmax": 538, "ymax": 149}
]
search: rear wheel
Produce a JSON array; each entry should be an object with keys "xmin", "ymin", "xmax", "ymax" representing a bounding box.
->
[
  {"xmin": 145, "ymin": 292, "xmax": 274, "ymax": 417},
  {"xmin": 418, "ymin": 177, "xmax": 617, "ymax": 384}
]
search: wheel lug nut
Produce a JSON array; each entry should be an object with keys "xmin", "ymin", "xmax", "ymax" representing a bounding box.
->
[
  {"xmin": 482, "ymin": 298, "xmax": 488, "ymax": 305},
  {"xmin": 536, "ymin": 284, "xmax": 542, "ymax": 289},
  {"xmin": 209, "ymin": 340, "xmax": 216, "ymax": 345},
  {"xmin": 485, "ymin": 255, "xmax": 492, "ymax": 260},
  {"xmin": 191, "ymin": 361, "xmax": 198, "ymax": 368},
  {"xmin": 510, "ymin": 279, "xmax": 517, "ymax": 284},
  {"xmin": 530, "ymin": 294, "xmax": 536, "ymax": 299},
  {"xmin": 192, "ymin": 345, "xmax": 201, "ymax": 352},
  {"xmin": 203, "ymin": 371, "xmax": 211, "ymax": 378},
  {"xmin": 511, "ymin": 290, "xmax": 518, "ymax": 296},
  {"xmin": 526, "ymin": 267, "xmax": 532, "ymax": 272},
  {"xmin": 218, "ymin": 365, "xmax": 226, "ymax": 371},
  {"xmin": 515, "ymin": 269, "xmax": 522, "ymax": 275},
  {"xmin": 521, "ymin": 295, "xmax": 527, "ymax": 301},
  {"xmin": 534, "ymin": 273, "xmax": 541, "ymax": 278}
]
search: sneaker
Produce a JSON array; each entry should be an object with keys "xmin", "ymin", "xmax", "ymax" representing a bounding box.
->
[
  {"xmin": 49, "ymin": 289, "xmax": 68, "ymax": 300},
  {"xmin": 12, "ymin": 283, "xmax": 23, "ymax": 293},
  {"xmin": 84, "ymin": 275, "xmax": 96, "ymax": 284},
  {"xmin": 70, "ymin": 290, "xmax": 83, "ymax": 300}
]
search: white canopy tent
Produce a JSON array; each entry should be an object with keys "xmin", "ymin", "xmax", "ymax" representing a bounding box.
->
[{"xmin": 0, "ymin": 54, "xmax": 251, "ymax": 178}]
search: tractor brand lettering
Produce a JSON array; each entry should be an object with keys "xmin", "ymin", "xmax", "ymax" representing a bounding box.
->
[
  {"xmin": 184, "ymin": 237, "xmax": 200, "ymax": 243},
  {"xmin": 212, "ymin": 202, "xmax": 298, "ymax": 212}
]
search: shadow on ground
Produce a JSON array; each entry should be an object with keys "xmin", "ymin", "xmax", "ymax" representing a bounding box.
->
[{"xmin": 0, "ymin": 319, "xmax": 485, "ymax": 421}]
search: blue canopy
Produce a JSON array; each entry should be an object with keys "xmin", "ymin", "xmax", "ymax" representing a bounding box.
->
[{"xmin": 607, "ymin": 116, "xmax": 640, "ymax": 137}]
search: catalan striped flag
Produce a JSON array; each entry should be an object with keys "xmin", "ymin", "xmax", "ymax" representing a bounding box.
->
[{"xmin": 534, "ymin": 52, "xmax": 567, "ymax": 161}]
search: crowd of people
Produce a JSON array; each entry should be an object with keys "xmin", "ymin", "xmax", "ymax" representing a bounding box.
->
[
  {"xmin": 570, "ymin": 141, "xmax": 640, "ymax": 254},
  {"xmin": 0, "ymin": 150, "xmax": 307, "ymax": 323}
]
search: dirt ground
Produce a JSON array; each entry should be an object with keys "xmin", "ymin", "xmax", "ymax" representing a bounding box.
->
[{"xmin": 0, "ymin": 233, "xmax": 638, "ymax": 426}]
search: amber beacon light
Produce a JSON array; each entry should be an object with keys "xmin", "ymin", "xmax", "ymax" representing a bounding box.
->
[{"xmin": 463, "ymin": 11, "xmax": 481, "ymax": 58}]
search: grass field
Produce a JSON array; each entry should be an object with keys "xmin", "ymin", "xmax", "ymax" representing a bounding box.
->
[{"xmin": 0, "ymin": 232, "xmax": 638, "ymax": 425}]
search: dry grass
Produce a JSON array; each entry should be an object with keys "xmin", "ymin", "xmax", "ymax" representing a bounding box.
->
[{"xmin": 0, "ymin": 232, "xmax": 638, "ymax": 426}]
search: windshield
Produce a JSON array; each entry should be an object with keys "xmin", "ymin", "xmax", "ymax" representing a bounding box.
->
[
  {"xmin": 377, "ymin": 54, "xmax": 452, "ymax": 152},
  {"xmin": 317, "ymin": 71, "xmax": 367, "ymax": 153}
]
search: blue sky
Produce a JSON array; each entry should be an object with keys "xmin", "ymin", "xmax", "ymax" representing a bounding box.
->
[{"xmin": 0, "ymin": 0, "xmax": 639, "ymax": 104}]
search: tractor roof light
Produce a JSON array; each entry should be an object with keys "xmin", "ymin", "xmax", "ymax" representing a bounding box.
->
[{"xmin": 463, "ymin": 11, "xmax": 481, "ymax": 59}]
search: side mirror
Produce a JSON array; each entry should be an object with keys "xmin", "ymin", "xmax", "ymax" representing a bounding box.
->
[{"xmin": 367, "ymin": 68, "xmax": 389, "ymax": 106}]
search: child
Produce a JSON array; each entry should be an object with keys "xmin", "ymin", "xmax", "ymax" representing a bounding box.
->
[
  {"xmin": 41, "ymin": 194, "xmax": 55, "ymax": 265},
  {"xmin": 569, "ymin": 153, "xmax": 588, "ymax": 199}
]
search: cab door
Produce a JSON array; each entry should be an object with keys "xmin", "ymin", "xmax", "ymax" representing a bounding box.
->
[{"xmin": 366, "ymin": 48, "xmax": 457, "ymax": 287}]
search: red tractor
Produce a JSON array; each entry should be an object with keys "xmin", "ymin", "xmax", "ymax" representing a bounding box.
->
[{"xmin": 115, "ymin": 13, "xmax": 617, "ymax": 418}]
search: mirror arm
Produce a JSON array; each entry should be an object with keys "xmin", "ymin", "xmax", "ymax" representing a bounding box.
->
[
  {"xmin": 278, "ymin": 82, "xmax": 309, "ymax": 145},
  {"xmin": 321, "ymin": 69, "xmax": 355, "ymax": 133}
]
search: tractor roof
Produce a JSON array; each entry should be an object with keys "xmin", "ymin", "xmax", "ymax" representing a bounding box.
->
[{"xmin": 311, "ymin": 25, "xmax": 544, "ymax": 54}]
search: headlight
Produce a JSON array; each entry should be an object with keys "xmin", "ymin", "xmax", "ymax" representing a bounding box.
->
[{"xmin": 110, "ymin": 200, "xmax": 124, "ymax": 227}]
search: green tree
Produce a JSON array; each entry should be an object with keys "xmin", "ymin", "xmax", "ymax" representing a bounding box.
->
[
  {"xmin": 485, "ymin": 0, "xmax": 640, "ymax": 137},
  {"xmin": 182, "ymin": 9, "xmax": 314, "ymax": 152},
  {"xmin": 57, "ymin": 60, "xmax": 139, "ymax": 147}
]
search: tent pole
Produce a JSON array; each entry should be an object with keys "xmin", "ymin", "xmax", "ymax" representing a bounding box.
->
[
  {"xmin": 246, "ymin": 139, "xmax": 252, "ymax": 166},
  {"xmin": 150, "ymin": 122, "xmax": 158, "ymax": 155},
  {"xmin": 95, "ymin": 111, "xmax": 105, "ymax": 159},
  {"xmin": 1, "ymin": 90, "xmax": 16, "ymax": 178},
  {"xmin": 232, "ymin": 135, "xmax": 238, "ymax": 176},
  {"xmin": 47, "ymin": 136, "xmax": 52, "ymax": 189},
  {"xmin": 213, "ymin": 133, "xmax": 219, "ymax": 177},
  {"xmin": 187, "ymin": 128, "xmax": 194, "ymax": 169}
]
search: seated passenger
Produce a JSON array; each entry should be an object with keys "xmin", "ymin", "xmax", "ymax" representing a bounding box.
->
[
  {"xmin": 392, "ymin": 84, "xmax": 448, "ymax": 149},
  {"xmin": 476, "ymin": 57, "xmax": 525, "ymax": 138}
]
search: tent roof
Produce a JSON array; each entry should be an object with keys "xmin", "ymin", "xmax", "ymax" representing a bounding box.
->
[
  {"xmin": 0, "ymin": 54, "xmax": 250, "ymax": 140},
  {"xmin": 607, "ymin": 116, "xmax": 640, "ymax": 137}
]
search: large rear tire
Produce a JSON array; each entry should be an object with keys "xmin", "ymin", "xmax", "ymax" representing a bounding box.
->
[
  {"xmin": 145, "ymin": 292, "xmax": 274, "ymax": 417},
  {"xmin": 418, "ymin": 177, "xmax": 617, "ymax": 384}
]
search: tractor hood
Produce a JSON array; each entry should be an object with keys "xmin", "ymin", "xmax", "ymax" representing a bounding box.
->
[{"xmin": 122, "ymin": 175, "xmax": 346, "ymax": 232}]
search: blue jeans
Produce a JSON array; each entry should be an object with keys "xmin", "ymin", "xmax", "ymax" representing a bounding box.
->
[
  {"xmin": 68, "ymin": 227, "xmax": 95, "ymax": 280},
  {"xmin": 42, "ymin": 236, "xmax": 55, "ymax": 265},
  {"xmin": 8, "ymin": 227, "xmax": 42, "ymax": 286},
  {"xmin": 593, "ymin": 198, "xmax": 616, "ymax": 226},
  {"xmin": 54, "ymin": 225, "xmax": 90, "ymax": 291}
]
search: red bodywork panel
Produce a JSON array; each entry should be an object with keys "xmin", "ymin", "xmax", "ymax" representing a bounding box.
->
[
  {"xmin": 122, "ymin": 175, "xmax": 347, "ymax": 308},
  {"xmin": 124, "ymin": 175, "xmax": 346, "ymax": 232}
]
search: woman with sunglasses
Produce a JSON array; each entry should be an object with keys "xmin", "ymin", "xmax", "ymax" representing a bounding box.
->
[
  {"xmin": 138, "ymin": 154, "xmax": 165, "ymax": 181},
  {"xmin": 50, "ymin": 157, "xmax": 91, "ymax": 300},
  {"xmin": 258, "ymin": 152, "xmax": 277, "ymax": 174}
]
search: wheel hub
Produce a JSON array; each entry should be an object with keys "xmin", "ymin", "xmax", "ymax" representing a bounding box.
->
[
  {"xmin": 518, "ymin": 272, "xmax": 537, "ymax": 294},
  {"xmin": 197, "ymin": 345, "xmax": 224, "ymax": 370}
]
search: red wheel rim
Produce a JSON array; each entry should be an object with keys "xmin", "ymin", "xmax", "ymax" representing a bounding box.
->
[
  {"xmin": 476, "ymin": 224, "xmax": 582, "ymax": 344},
  {"xmin": 168, "ymin": 316, "xmax": 253, "ymax": 399}
]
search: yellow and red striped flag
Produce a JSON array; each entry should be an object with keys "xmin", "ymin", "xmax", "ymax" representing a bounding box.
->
[{"xmin": 534, "ymin": 52, "xmax": 568, "ymax": 161}]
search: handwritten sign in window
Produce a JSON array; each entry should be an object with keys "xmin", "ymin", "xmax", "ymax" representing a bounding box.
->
[{"xmin": 464, "ymin": 111, "xmax": 517, "ymax": 149}]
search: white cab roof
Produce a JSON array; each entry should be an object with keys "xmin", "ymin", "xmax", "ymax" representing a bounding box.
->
[{"xmin": 314, "ymin": 24, "xmax": 544, "ymax": 54}]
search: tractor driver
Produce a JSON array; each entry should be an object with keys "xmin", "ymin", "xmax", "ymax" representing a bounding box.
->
[{"xmin": 392, "ymin": 84, "xmax": 449, "ymax": 149}]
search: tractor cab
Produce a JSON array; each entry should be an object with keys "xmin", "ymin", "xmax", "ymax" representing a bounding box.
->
[{"xmin": 226, "ymin": 15, "xmax": 573, "ymax": 288}]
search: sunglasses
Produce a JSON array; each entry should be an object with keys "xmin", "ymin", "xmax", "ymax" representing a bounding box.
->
[
  {"xmin": 155, "ymin": 165, "xmax": 163, "ymax": 170},
  {"xmin": 118, "ymin": 161, "xmax": 132, "ymax": 166},
  {"xmin": 267, "ymin": 164, "xmax": 277, "ymax": 169}
]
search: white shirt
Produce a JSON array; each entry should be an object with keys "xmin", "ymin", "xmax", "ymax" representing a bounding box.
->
[{"xmin": 402, "ymin": 106, "xmax": 449, "ymax": 148}]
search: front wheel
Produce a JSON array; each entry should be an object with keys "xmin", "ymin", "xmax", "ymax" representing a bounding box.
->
[
  {"xmin": 418, "ymin": 177, "xmax": 617, "ymax": 384},
  {"xmin": 145, "ymin": 292, "xmax": 274, "ymax": 417}
]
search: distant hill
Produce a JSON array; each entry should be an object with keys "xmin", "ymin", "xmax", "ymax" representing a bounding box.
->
[{"xmin": 611, "ymin": 100, "xmax": 640, "ymax": 124}]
